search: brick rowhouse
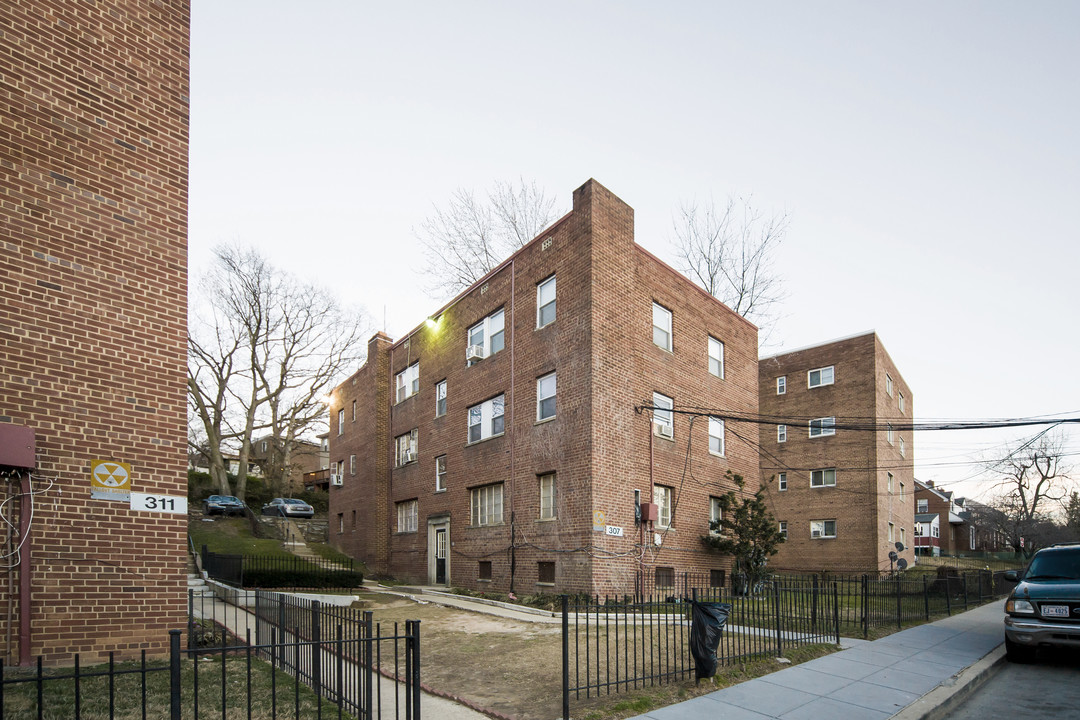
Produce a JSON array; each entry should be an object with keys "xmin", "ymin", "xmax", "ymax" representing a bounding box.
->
[
  {"xmin": 329, "ymin": 180, "xmax": 760, "ymax": 596},
  {"xmin": 759, "ymin": 332, "xmax": 915, "ymax": 572},
  {"xmin": 0, "ymin": 1, "xmax": 190, "ymax": 664}
]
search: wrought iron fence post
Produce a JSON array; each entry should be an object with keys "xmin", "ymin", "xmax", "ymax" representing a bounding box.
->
[
  {"xmin": 832, "ymin": 582, "xmax": 840, "ymax": 645},
  {"xmin": 923, "ymin": 575, "xmax": 930, "ymax": 620},
  {"xmin": 962, "ymin": 574, "xmax": 969, "ymax": 611},
  {"xmin": 187, "ymin": 588, "xmax": 194, "ymax": 650},
  {"xmin": 862, "ymin": 574, "xmax": 869, "ymax": 639},
  {"xmin": 895, "ymin": 574, "xmax": 902, "ymax": 630},
  {"xmin": 561, "ymin": 594, "xmax": 570, "ymax": 720},
  {"xmin": 364, "ymin": 610, "xmax": 374, "ymax": 715},
  {"xmin": 311, "ymin": 599, "xmax": 322, "ymax": 701},
  {"xmin": 945, "ymin": 575, "xmax": 952, "ymax": 616},
  {"xmin": 412, "ymin": 620, "xmax": 422, "ymax": 719},
  {"xmin": 169, "ymin": 629, "xmax": 182, "ymax": 720},
  {"xmin": 811, "ymin": 574, "xmax": 819, "ymax": 630},
  {"xmin": 773, "ymin": 581, "xmax": 783, "ymax": 656}
]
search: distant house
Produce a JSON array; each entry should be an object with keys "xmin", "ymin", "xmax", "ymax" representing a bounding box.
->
[
  {"xmin": 249, "ymin": 435, "xmax": 325, "ymax": 492},
  {"xmin": 914, "ymin": 512, "xmax": 941, "ymax": 556},
  {"xmin": 914, "ymin": 479, "xmax": 1006, "ymax": 554}
]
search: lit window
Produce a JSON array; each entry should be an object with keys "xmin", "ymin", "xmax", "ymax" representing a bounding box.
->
[
  {"xmin": 899, "ymin": 391, "xmax": 905, "ymax": 414},
  {"xmin": 468, "ymin": 394, "xmax": 505, "ymax": 443},
  {"xmin": 394, "ymin": 429, "xmax": 418, "ymax": 467},
  {"xmin": 337, "ymin": 409, "xmax": 344, "ymax": 435},
  {"xmin": 537, "ymin": 372, "xmax": 556, "ymax": 421},
  {"xmin": 653, "ymin": 392, "xmax": 674, "ymax": 437},
  {"xmin": 467, "ymin": 308, "xmax": 505, "ymax": 362},
  {"xmin": 471, "ymin": 483, "xmax": 504, "ymax": 526},
  {"xmin": 435, "ymin": 380, "xmax": 447, "ymax": 417},
  {"xmin": 435, "ymin": 455, "xmax": 446, "ymax": 492},
  {"xmin": 811, "ymin": 468, "xmax": 836, "ymax": 487},
  {"xmin": 708, "ymin": 336, "xmax": 724, "ymax": 378},
  {"xmin": 537, "ymin": 275, "xmax": 556, "ymax": 328},
  {"xmin": 808, "ymin": 366, "xmax": 835, "ymax": 388},
  {"xmin": 708, "ymin": 417, "xmax": 725, "ymax": 456},
  {"xmin": 777, "ymin": 424, "xmax": 787, "ymax": 443},
  {"xmin": 396, "ymin": 500, "xmax": 418, "ymax": 533},
  {"xmin": 809, "ymin": 417, "xmax": 836, "ymax": 437},
  {"xmin": 654, "ymin": 485, "xmax": 673, "ymax": 528},
  {"xmin": 709, "ymin": 496, "xmax": 723, "ymax": 535},
  {"xmin": 539, "ymin": 473, "xmax": 556, "ymax": 520},
  {"xmin": 349, "ymin": 454, "xmax": 356, "ymax": 475},
  {"xmin": 811, "ymin": 520, "xmax": 837, "ymax": 539},
  {"xmin": 778, "ymin": 472, "xmax": 787, "ymax": 491},
  {"xmin": 395, "ymin": 362, "xmax": 420, "ymax": 403},
  {"xmin": 777, "ymin": 376, "xmax": 786, "ymax": 395},
  {"xmin": 779, "ymin": 521, "xmax": 788, "ymax": 538},
  {"xmin": 886, "ymin": 373, "xmax": 894, "ymax": 397},
  {"xmin": 652, "ymin": 302, "xmax": 672, "ymax": 351}
]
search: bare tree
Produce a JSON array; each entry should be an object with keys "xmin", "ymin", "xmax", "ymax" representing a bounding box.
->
[
  {"xmin": 671, "ymin": 195, "xmax": 789, "ymax": 333},
  {"xmin": 416, "ymin": 179, "xmax": 563, "ymax": 298},
  {"xmin": 188, "ymin": 244, "xmax": 369, "ymax": 499}
]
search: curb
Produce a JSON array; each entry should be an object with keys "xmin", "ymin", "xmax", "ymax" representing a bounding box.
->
[{"xmin": 890, "ymin": 644, "xmax": 1006, "ymax": 720}]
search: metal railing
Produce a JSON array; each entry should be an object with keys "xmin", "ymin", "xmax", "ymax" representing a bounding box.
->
[{"xmin": 201, "ymin": 546, "xmax": 361, "ymax": 589}]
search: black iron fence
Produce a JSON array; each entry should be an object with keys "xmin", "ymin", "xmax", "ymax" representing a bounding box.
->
[{"xmin": 201, "ymin": 545, "xmax": 362, "ymax": 589}]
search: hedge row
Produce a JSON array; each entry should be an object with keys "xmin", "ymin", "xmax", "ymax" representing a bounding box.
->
[{"xmin": 242, "ymin": 568, "xmax": 364, "ymax": 589}]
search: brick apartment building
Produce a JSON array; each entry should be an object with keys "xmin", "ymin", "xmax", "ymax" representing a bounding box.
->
[
  {"xmin": 328, "ymin": 180, "xmax": 760, "ymax": 596},
  {"xmin": 0, "ymin": 1, "xmax": 189, "ymax": 665},
  {"xmin": 758, "ymin": 332, "xmax": 915, "ymax": 572}
]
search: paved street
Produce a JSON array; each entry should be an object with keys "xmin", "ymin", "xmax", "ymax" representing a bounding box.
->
[{"xmin": 949, "ymin": 651, "xmax": 1080, "ymax": 720}]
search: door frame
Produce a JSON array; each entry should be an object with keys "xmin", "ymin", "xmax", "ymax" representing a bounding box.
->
[{"xmin": 427, "ymin": 516, "xmax": 450, "ymax": 586}]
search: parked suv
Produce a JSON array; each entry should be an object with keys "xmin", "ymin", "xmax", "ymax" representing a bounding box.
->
[{"xmin": 1003, "ymin": 543, "xmax": 1080, "ymax": 662}]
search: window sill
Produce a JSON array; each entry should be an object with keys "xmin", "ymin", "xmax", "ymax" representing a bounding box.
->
[
  {"xmin": 536, "ymin": 517, "xmax": 556, "ymax": 523},
  {"xmin": 708, "ymin": 450, "xmax": 725, "ymax": 458},
  {"xmin": 466, "ymin": 432, "xmax": 505, "ymax": 447},
  {"xmin": 394, "ymin": 531, "xmax": 418, "ymax": 536},
  {"xmin": 536, "ymin": 582, "xmax": 555, "ymax": 587},
  {"xmin": 467, "ymin": 523, "xmax": 506, "ymax": 530},
  {"xmin": 434, "ymin": 488, "xmax": 447, "ymax": 494},
  {"xmin": 811, "ymin": 537, "xmax": 837, "ymax": 540},
  {"xmin": 652, "ymin": 343, "xmax": 674, "ymax": 355},
  {"xmin": 652, "ymin": 433, "xmax": 675, "ymax": 443},
  {"xmin": 536, "ymin": 321, "xmax": 554, "ymax": 331},
  {"xmin": 534, "ymin": 416, "xmax": 556, "ymax": 426},
  {"xmin": 478, "ymin": 578, "xmax": 492, "ymax": 584},
  {"xmin": 394, "ymin": 461, "xmax": 418, "ymax": 469}
]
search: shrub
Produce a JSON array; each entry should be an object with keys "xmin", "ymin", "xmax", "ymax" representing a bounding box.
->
[{"xmin": 242, "ymin": 568, "xmax": 363, "ymax": 589}]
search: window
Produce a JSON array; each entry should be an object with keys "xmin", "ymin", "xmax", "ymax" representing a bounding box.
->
[
  {"xmin": 887, "ymin": 472, "xmax": 894, "ymax": 493},
  {"xmin": 537, "ymin": 275, "xmax": 556, "ymax": 328},
  {"xmin": 900, "ymin": 527, "xmax": 906, "ymax": 545},
  {"xmin": 653, "ymin": 392, "xmax": 673, "ymax": 437},
  {"xmin": 779, "ymin": 521, "xmax": 788, "ymax": 538},
  {"xmin": 336, "ymin": 460, "xmax": 344, "ymax": 481},
  {"xmin": 811, "ymin": 520, "xmax": 837, "ymax": 539},
  {"xmin": 471, "ymin": 482, "xmax": 504, "ymax": 526},
  {"xmin": 655, "ymin": 566, "xmax": 675, "ymax": 590},
  {"xmin": 933, "ymin": 524, "xmax": 939, "ymax": 538},
  {"xmin": 777, "ymin": 424, "xmax": 787, "ymax": 443},
  {"xmin": 889, "ymin": 522, "xmax": 895, "ymax": 543},
  {"xmin": 654, "ymin": 485, "xmax": 673, "ymax": 528},
  {"xmin": 777, "ymin": 376, "xmax": 786, "ymax": 395},
  {"xmin": 917, "ymin": 499, "xmax": 928, "ymax": 513},
  {"xmin": 468, "ymin": 394, "xmax": 505, "ymax": 443},
  {"xmin": 810, "ymin": 468, "xmax": 836, "ymax": 487},
  {"xmin": 969, "ymin": 526, "xmax": 975, "ymax": 550},
  {"xmin": 652, "ymin": 302, "xmax": 672, "ymax": 351},
  {"xmin": 478, "ymin": 561, "xmax": 492, "ymax": 581},
  {"xmin": 710, "ymin": 569, "xmax": 726, "ymax": 588},
  {"xmin": 537, "ymin": 372, "xmax": 556, "ymax": 421},
  {"xmin": 886, "ymin": 423, "xmax": 894, "ymax": 445},
  {"xmin": 261, "ymin": 440, "xmax": 267, "ymax": 453},
  {"xmin": 809, "ymin": 417, "xmax": 836, "ymax": 437},
  {"xmin": 337, "ymin": 409, "xmax": 344, "ymax": 435},
  {"xmin": 394, "ymin": 429, "xmax": 417, "ymax": 467},
  {"xmin": 435, "ymin": 380, "xmax": 447, "ymax": 417},
  {"xmin": 467, "ymin": 308, "xmax": 505, "ymax": 361},
  {"xmin": 708, "ymin": 336, "xmax": 724, "ymax": 378},
  {"xmin": 352, "ymin": 400, "xmax": 356, "ymax": 421},
  {"xmin": 886, "ymin": 373, "xmax": 894, "ymax": 397},
  {"xmin": 899, "ymin": 436, "xmax": 906, "ymax": 458},
  {"xmin": 539, "ymin": 473, "xmax": 556, "ymax": 520},
  {"xmin": 900, "ymin": 482, "xmax": 905, "ymax": 500},
  {"xmin": 435, "ymin": 455, "xmax": 447, "ymax": 492},
  {"xmin": 337, "ymin": 513, "xmax": 344, "ymax": 534},
  {"xmin": 538, "ymin": 561, "xmax": 555, "ymax": 584},
  {"xmin": 808, "ymin": 366, "xmax": 835, "ymax": 388},
  {"xmin": 709, "ymin": 496, "xmax": 723, "ymax": 535},
  {"xmin": 915, "ymin": 524, "xmax": 923, "ymax": 537},
  {"xmin": 349, "ymin": 454, "xmax": 356, "ymax": 475},
  {"xmin": 352, "ymin": 509, "xmax": 356, "ymax": 528},
  {"xmin": 395, "ymin": 362, "xmax": 419, "ymax": 403},
  {"xmin": 396, "ymin": 499, "xmax": 418, "ymax": 533},
  {"xmin": 778, "ymin": 472, "xmax": 787, "ymax": 491},
  {"xmin": 899, "ymin": 391, "xmax": 905, "ymax": 414},
  {"xmin": 708, "ymin": 417, "xmax": 725, "ymax": 456}
]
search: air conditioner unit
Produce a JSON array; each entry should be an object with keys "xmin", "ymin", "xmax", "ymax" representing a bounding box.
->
[
  {"xmin": 466, "ymin": 344, "xmax": 485, "ymax": 362},
  {"xmin": 330, "ymin": 473, "xmax": 342, "ymax": 487},
  {"xmin": 403, "ymin": 450, "xmax": 416, "ymax": 463},
  {"xmin": 653, "ymin": 422, "xmax": 673, "ymax": 439},
  {"xmin": 811, "ymin": 530, "xmax": 822, "ymax": 538}
]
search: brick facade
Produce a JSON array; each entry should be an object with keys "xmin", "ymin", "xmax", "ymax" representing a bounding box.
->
[
  {"xmin": 1, "ymin": 1, "xmax": 189, "ymax": 664},
  {"xmin": 759, "ymin": 333, "xmax": 915, "ymax": 572},
  {"xmin": 329, "ymin": 180, "xmax": 759, "ymax": 596}
]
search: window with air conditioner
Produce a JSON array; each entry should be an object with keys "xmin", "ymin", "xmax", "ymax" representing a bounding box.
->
[
  {"xmin": 537, "ymin": 372, "xmax": 556, "ymax": 421},
  {"xmin": 708, "ymin": 336, "xmax": 724, "ymax": 378},
  {"xmin": 808, "ymin": 366, "xmax": 834, "ymax": 388},
  {"xmin": 468, "ymin": 394, "xmax": 505, "ymax": 443},
  {"xmin": 396, "ymin": 499, "xmax": 418, "ymax": 533},
  {"xmin": 467, "ymin": 308, "xmax": 505, "ymax": 363},
  {"xmin": 537, "ymin": 275, "xmax": 556, "ymax": 328},
  {"xmin": 652, "ymin": 302, "xmax": 672, "ymax": 351},
  {"xmin": 810, "ymin": 519, "xmax": 836, "ymax": 539},
  {"xmin": 810, "ymin": 468, "xmax": 836, "ymax": 488},
  {"xmin": 470, "ymin": 482, "xmax": 504, "ymax": 527},
  {"xmin": 394, "ymin": 429, "xmax": 418, "ymax": 467},
  {"xmin": 809, "ymin": 417, "xmax": 835, "ymax": 438},
  {"xmin": 395, "ymin": 362, "xmax": 419, "ymax": 404},
  {"xmin": 653, "ymin": 392, "xmax": 673, "ymax": 438},
  {"xmin": 708, "ymin": 416, "xmax": 724, "ymax": 456}
]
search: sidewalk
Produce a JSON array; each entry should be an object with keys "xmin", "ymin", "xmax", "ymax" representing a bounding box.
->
[{"xmin": 629, "ymin": 599, "xmax": 1006, "ymax": 720}]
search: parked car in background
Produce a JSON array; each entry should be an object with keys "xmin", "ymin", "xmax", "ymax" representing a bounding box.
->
[
  {"xmin": 261, "ymin": 497, "xmax": 315, "ymax": 519},
  {"xmin": 203, "ymin": 495, "xmax": 246, "ymax": 516},
  {"xmin": 1003, "ymin": 542, "xmax": 1080, "ymax": 662}
]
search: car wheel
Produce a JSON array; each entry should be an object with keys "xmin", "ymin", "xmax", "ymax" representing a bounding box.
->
[{"xmin": 1005, "ymin": 636, "xmax": 1036, "ymax": 663}]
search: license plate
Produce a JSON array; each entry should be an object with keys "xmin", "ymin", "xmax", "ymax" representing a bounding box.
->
[{"xmin": 1042, "ymin": 605, "xmax": 1070, "ymax": 617}]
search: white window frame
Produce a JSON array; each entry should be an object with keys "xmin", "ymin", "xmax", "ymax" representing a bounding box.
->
[
  {"xmin": 337, "ymin": 409, "xmax": 344, "ymax": 435},
  {"xmin": 887, "ymin": 472, "xmax": 894, "ymax": 493},
  {"xmin": 969, "ymin": 525, "xmax": 975, "ymax": 550},
  {"xmin": 886, "ymin": 373, "xmax": 894, "ymax": 397},
  {"xmin": 776, "ymin": 376, "xmax": 786, "ymax": 395},
  {"xmin": 917, "ymin": 498, "xmax": 928, "ymax": 513},
  {"xmin": 394, "ymin": 429, "xmax": 418, "ymax": 467},
  {"xmin": 899, "ymin": 391, "xmax": 905, "ymax": 414},
  {"xmin": 886, "ymin": 422, "xmax": 894, "ymax": 445},
  {"xmin": 900, "ymin": 527, "xmax": 906, "ymax": 546},
  {"xmin": 654, "ymin": 485, "xmax": 673, "ymax": 528},
  {"xmin": 396, "ymin": 499, "xmax": 418, "ymax": 533},
  {"xmin": 653, "ymin": 392, "xmax": 674, "ymax": 437},
  {"xmin": 539, "ymin": 473, "xmax": 556, "ymax": 520},
  {"xmin": 435, "ymin": 379, "xmax": 447, "ymax": 418},
  {"xmin": 708, "ymin": 336, "xmax": 724, "ymax": 378},
  {"xmin": 709, "ymin": 496, "xmax": 723, "ymax": 536},
  {"xmin": 808, "ymin": 366, "xmax": 835, "ymax": 388},
  {"xmin": 900, "ymin": 481, "xmax": 905, "ymax": 500},
  {"xmin": 708, "ymin": 416, "xmax": 725, "ymax": 456},
  {"xmin": 778, "ymin": 472, "xmax": 787, "ymax": 491},
  {"xmin": 467, "ymin": 308, "xmax": 505, "ymax": 361},
  {"xmin": 889, "ymin": 522, "xmax": 895, "ymax": 543},
  {"xmin": 468, "ymin": 394, "xmax": 505, "ymax": 443},
  {"xmin": 810, "ymin": 468, "xmax": 836, "ymax": 487},
  {"xmin": 351, "ymin": 399, "xmax": 356, "ymax": 421},
  {"xmin": 899, "ymin": 436, "xmax": 906, "ymax": 458},
  {"xmin": 811, "ymin": 519, "xmax": 837, "ymax": 539},
  {"xmin": 652, "ymin": 302, "xmax": 672, "ymax": 351},
  {"xmin": 777, "ymin": 424, "xmax": 787, "ymax": 443},
  {"xmin": 349, "ymin": 454, "xmax": 356, "ymax": 475},
  {"xmin": 470, "ymin": 482, "xmax": 504, "ymax": 527},
  {"xmin": 779, "ymin": 520, "xmax": 788, "ymax": 538},
  {"xmin": 537, "ymin": 372, "xmax": 556, "ymax": 421},
  {"xmin": 809, "ymin": 417, "xmax": 836, "ymax": 438},
  {"xmin": 537, "ymin": 275, "xmax": 556, "ymax": 329},
  {"xmin": 395, "ymin": 362, "xmax": 419, "ymax": 404},
  {"xmin": 435, "ymin": 455, "xmax": 447, "ymax": 492},
  {"xmin": 336, "ymin": 460, "xmax": 344, "ymax": 481}
]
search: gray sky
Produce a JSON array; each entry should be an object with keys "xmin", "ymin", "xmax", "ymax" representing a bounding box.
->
[{"xmin": 189, "ymin": 1, "xmax": 1080, "ymax": 503}]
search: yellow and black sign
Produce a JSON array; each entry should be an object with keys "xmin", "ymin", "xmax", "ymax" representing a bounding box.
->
[{"xmin": 91, "ymin": 459, "xmax": 132, "ymax": 501}]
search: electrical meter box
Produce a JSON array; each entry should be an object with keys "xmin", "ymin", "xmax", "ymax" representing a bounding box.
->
[{"xmin": 0, "ymin": 425, "xmax": 35, "ymax": 469}]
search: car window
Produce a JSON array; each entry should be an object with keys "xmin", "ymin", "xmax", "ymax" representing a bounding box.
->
[
  {"xmin": 284, "ymin": 499, "xmax": 303, "ymax": 505},
  {"xmin": 1027, "ymin": 552, "xmax": 1080, "ymax": 579}
]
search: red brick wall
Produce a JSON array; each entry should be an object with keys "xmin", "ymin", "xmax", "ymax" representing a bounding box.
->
[{"xmin": 0, "ymin": 1, "xmax": 190, "ymax": 664}]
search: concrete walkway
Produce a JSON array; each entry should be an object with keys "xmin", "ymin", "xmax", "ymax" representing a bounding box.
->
[{"xmin": 628, "ymin": 599, "xmax": 1007, "ymax": 720}]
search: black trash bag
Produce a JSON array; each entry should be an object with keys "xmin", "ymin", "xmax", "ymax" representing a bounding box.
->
[{"xmin": 690, "ymin": 601, "xmax": 731, "ymax": 680}]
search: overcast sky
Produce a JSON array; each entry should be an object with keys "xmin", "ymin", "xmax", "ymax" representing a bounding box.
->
[{"xmin": 188, "ymin": 1, "xmax": 1080, "ymax": 503}]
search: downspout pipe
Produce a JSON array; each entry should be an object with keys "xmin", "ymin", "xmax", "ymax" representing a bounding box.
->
[{"xmin": 19, "ymin": 472, "xmax": 31, "ymax": 666}]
